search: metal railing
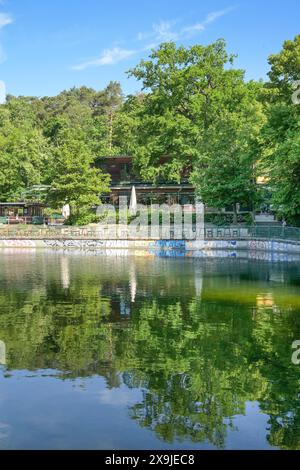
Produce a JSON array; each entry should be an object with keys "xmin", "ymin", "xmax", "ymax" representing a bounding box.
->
[
  {"xmin": 203, "ymin": 225, "xmax": 300, "ymax": 242},
  {"xmin": 248, "ymin": 225, "xmax": 300, "ymax": 242},
  {"xmin": 0, "ymin": 225, "xmax": 300, "ymax": 242}
]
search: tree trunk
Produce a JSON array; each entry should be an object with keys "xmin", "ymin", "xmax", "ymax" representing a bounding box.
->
[{"xmin": 108, "ymin": 112, "xmax": 113, "ymax": 151}]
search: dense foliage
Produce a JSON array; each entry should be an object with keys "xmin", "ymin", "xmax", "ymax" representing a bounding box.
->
[{"xmin": 0, "ymin": 35, "xmax": 299, "ymax": 224}]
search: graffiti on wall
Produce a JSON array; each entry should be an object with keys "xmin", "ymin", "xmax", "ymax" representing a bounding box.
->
[
  {"xmin": 43, "ymin": 239, "xmax": 130, "ymax": 250},
  {"xmin": 248, "ymin": 240, "xmax": 270, "ymax": 252},
  {"xmin": 0, "ymin": 238, "xmax": 299, "ymax": 261},
  {"xmin": 2, "ymin": 240, "xmax": 36, "ymax": 248},
  {"xmin": 186, "ymin": 240, "xmax": 238, "ymax": 251},
  {"xmin": 150, "ymin": 240, "xmax": 187, "ymax": 250},
  {"xmin": 150, "ymin": 249, "xmax": 187, "ymax": 258},
  {"xmin": 188, "ymin": 250, "xmax": 238, "ymax": 259},
  {"xmin": 271, "ymin": 241, "xmax": 300, "ymax": 253}
]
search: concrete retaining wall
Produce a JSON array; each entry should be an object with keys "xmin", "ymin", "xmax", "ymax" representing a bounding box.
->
[
  {"xmin": 0, "ymin": 238, "xmax": 300, "ymax": 262},
  {"xmin": 0, "ymin": 238, "xmax": 299, "ymax": 252}
]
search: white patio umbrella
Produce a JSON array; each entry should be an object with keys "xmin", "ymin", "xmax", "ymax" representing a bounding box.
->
[
  {"xmin": 129, "ymin": 264, "xmax": 137, "ymax": 303},
  {"xmin": 129, "ymin": 186, "xmax": 137, "ymax": 216}
]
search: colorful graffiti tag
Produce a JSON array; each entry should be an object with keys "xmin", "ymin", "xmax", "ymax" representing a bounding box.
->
[
  {"xmin": 0, "ymin": 238, "xmax": 299, "ymax": 261},
  {"xmin": 2, "ymin": 240, "xmax": 36, "ymax": 248}
]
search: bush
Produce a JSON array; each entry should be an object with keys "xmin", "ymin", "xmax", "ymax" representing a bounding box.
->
[
  {"xmin": 205, "ymin": 214, "xmax": 233, "ymax": 226},
  {"xmin": 66, "ymin": 211, "xmax": 101, "ymax": 226}
]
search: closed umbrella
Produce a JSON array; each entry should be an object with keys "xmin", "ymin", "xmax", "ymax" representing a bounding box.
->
[
  {"xmin": 129, "ymin": 264, "xmax": 137, "ymax": 303},
  {"xmin": 62, "ymin": 204, "xmax": 71, "ymax": 219}
]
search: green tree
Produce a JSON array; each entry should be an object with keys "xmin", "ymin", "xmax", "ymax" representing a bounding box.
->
[
  {"xmin": 0, "ymin": 127, "xmax": 50, "ymax": 200},
  {"xmin": 261, "ymin": 35, "xmax": 300, "ymax": 224},
  {"xmin": 128, "ymin": 41, "xmax": 264, "ymax": 219},
  {"xmin": 93, "ymin": 81, "xmax": 124, "ymax": 151},
  {"xmin": 48, "ymin": 134, "xmax": 110, "ymax": 222},
  {"xmin": 192, "ymin": 89, "xmax": 265, "ymax": 222}
]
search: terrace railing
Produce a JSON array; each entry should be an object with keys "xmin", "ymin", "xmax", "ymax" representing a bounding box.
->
[{"xmin": 203, "ymin": 225, "xmax": 300, "ymax": 242}]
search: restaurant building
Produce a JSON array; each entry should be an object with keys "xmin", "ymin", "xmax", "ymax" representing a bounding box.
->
[
  {"xmin": 0, "ymin": 202, "xmax": 45, "ymax": 224},
  {"xmin": 95, "ymin": 155, "xmax": 195, "ymax": 205}
]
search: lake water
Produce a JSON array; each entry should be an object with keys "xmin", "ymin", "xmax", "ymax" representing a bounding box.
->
[{"xmin": 0, "ymin": 250, "xmax": 300, "ymax": 450}]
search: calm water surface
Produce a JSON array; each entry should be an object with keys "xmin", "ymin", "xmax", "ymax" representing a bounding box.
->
[{"xmin": 0, "ymin": 250, "xmax": 300, "ymax": 450}]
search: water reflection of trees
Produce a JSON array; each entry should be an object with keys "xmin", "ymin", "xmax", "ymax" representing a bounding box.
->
[{"xmin": 0, "ymin": 254, "xmax": 300, "ymax": 448}]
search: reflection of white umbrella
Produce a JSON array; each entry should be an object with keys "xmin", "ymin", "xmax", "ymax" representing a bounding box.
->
[
  {"xmin": 194, "ymin": 269, "xmax": 203, "ymax": 298},
  {"xmin": 62, "ymin": 204, "xmax": 71, "ymax": 219},
  {"xmin": 129, "ymin": 186, "xmax": 137, "ymax": 216},
  {"xmin": 61, "ymin": 256, "xmax": 70, "ymax": 289}
]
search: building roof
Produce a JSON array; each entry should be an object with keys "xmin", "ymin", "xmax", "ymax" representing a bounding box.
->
[
  {"xmin": 95, "ymin": 155, "xmax": 131, "ymax": 161},
  {"xmin": 0, "ymin": 202, "xmax": 46, "ymax": 207}
]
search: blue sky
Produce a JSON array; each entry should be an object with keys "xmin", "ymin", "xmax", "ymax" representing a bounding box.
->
[{"xmin": 0, "ymin": 0, "xmax": 299, "ymax": 97}]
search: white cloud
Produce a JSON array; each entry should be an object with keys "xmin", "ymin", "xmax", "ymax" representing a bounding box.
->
[
  {"xmin": 139, "ymin": 6, "xmax": 235, "ymax": 46},
  {"xmin": 181, "ymin": 22, "xmax": 205, "ymax": 36},
  {"xmin": 72, "ymin": 6, "xmax": 235, "ymax": 71},
  {"xmin": 0, "ymin": 12, "xmax": 13, "ymax": 65},
  {"xmin": 0, "ymin": 44, "xmax": 6, "ymax": 63},
  {"xmin": 0, "ymin": 12, "xmax": 13, "ymax": 29},
  {"xmin": 138, "ymin": 20, "xmax": 178, "ymax": 49},
  {"xmin": 153, "ymin": 20, "xmax": 179, "ymax": 42},
  {"xmin": 72, "ymin": 46, "xmax": 137, "ymax": 70},
  {"xmin": 137, "ymin": 20, "xmax": 178, "ymax": 43},
  {"xmin": 98, "ymin": 388, "xmax": 139, "ymax": 406},
  {"xmin": 182, "ymin": 7, "xmax": 235, "ymax": 37},
  {"xmin": 206, "ymin": 8, "xmax": 233, "ymax": 24}
]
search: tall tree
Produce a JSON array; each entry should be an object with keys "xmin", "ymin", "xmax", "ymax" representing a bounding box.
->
[
  {"xmin": 0, "ymin": 127, "xmax": 50, "ymax": 200},
  {"xmin": 48, "ymin": 134, "xmax": 110, "ymax": 222},
  {"xmin": 262, "ymin": 35, "xmax": 300, "ymax": 224},
  {"xmin": 192, "ymin": 99, "xmax": 264, "ymax": 222},
  {"xmin": 128, "ymin": 41, "xmax": 264, "ymax": 218}
]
